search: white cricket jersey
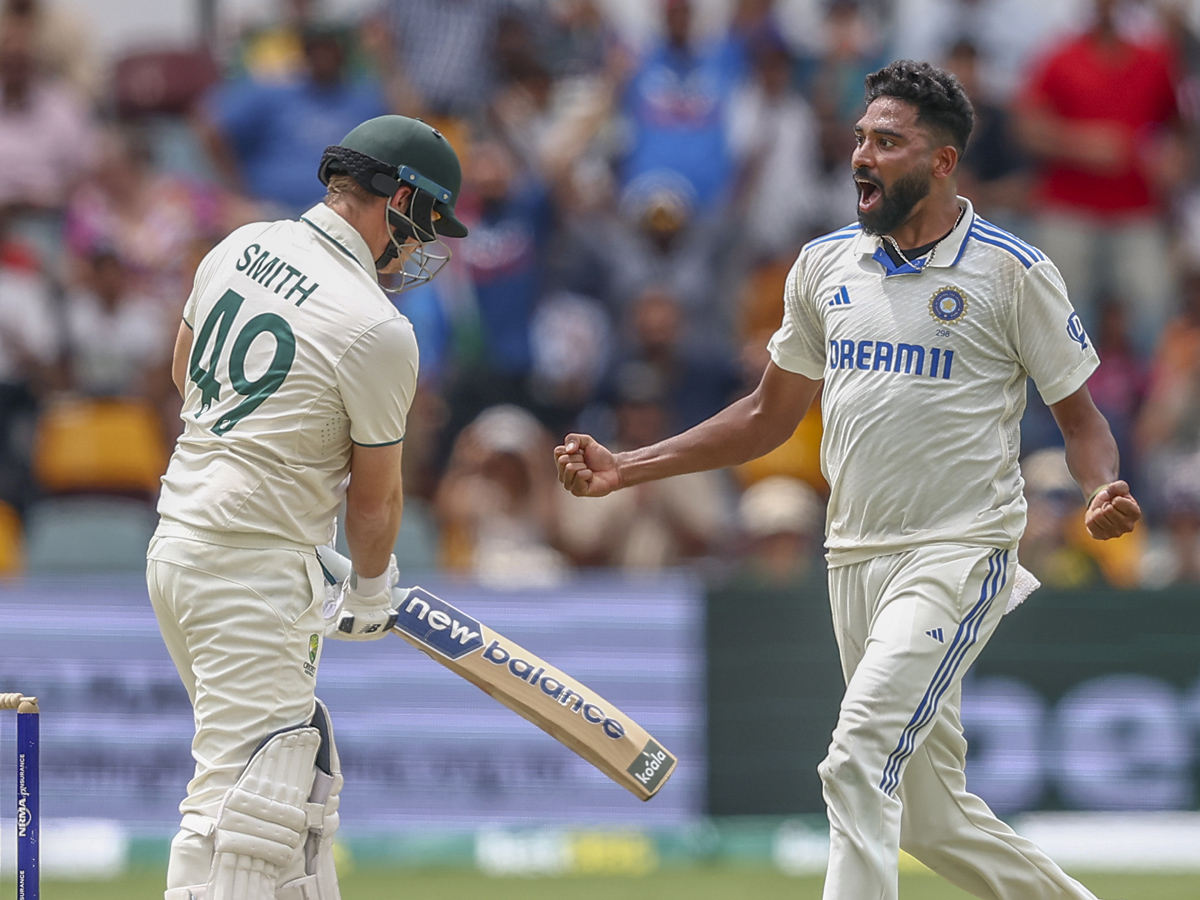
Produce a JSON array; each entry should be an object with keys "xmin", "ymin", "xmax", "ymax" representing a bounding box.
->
[
  {"xmin": 157, "ymin": 203, "xmax": 418, "ymax": 547},
  {"xmin": 768, "ymin": 197, "xmax": 1099, "ymax": 566}
]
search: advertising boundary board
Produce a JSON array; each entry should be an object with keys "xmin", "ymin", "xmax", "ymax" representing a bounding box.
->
[
  {"xmin": 707, "ymin": 578, "xmax": 1200, "ymax": 816},
  {"xmin": 0, "ymin": 573, "xmax": 705, "ymax": 830}
]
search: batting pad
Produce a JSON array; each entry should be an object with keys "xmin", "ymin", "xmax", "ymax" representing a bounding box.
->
[
  {"xmin": 278, "ymin": 699, "xmax": 344, "ymax": 900},
  {"xmin": 208, "ymin": 726, "xmax": 321, "ymax": 900}
]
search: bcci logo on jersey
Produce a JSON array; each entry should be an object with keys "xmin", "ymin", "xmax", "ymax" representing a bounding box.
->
[{"xmin": 929, "ymin": 286, "xmax": 968, "ymax": 324}]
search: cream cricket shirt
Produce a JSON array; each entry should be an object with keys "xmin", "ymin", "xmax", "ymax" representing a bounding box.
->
[
  {"xmin": 768, "ymin": 198, "xmax": 1099, "ymax": 566},
  {"xmin": 157, "ymin": 203, "xmax": 418, "ymax": 547}
]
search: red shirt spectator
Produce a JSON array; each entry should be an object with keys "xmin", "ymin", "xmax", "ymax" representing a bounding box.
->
[{"xmin": 1020, "ymin": 24, "xmax": 1180, "ymax": 215}]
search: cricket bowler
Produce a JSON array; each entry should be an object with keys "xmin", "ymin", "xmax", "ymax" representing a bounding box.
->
[
  {"xmin": 146, "ymin": 115, "xmax": 468, "ymax": 900},
  {"xmin": 555, "ymin": 61, "xmax": 1141, "ymax": 900}
]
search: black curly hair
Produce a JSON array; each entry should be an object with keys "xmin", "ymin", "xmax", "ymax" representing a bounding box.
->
[{"xmin": 864, "ymin": 60, "xmax": 975, "ymax": 153}]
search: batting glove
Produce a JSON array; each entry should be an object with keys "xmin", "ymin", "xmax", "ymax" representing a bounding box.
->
[{"xmin": 326, "ymin": 555, "xmax": 400, "ymax": 641}]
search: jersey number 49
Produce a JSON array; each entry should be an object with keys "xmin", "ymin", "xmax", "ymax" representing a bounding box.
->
[{"xmin": 190, "ymin": 288, "xmax": 296, "ymax": 435}]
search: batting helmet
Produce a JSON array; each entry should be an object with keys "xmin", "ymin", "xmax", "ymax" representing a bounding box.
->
[{"xmin": 318, "ymin": 115, "xmax": 468, "ymax": 240}]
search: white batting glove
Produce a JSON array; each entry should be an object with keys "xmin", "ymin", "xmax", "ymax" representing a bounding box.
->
[{"xmin": 325, "ymin": 555, "xmax": 400, "ymax": 641}]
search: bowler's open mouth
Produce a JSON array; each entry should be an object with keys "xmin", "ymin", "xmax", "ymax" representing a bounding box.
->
[{"xmin": 856, "ymin": 178, "xmax": 881, "ymax": 212}]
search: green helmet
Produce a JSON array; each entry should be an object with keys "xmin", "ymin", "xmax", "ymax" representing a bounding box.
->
[{"xmin": 318, "ymin": 115, "xmax": 468, "ymax": 239}]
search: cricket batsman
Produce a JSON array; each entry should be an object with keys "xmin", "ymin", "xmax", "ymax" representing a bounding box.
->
[
  {"xmin": 556, "ymin": 61, "xmax": 1141, "ymax": 899},
  {"xmin": 146, "ymin": 115, "xmax": 468, "ymax": 900}
]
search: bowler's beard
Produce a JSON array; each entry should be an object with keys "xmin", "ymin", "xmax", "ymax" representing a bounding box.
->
[{"xmin": 855, "ymin": 165, "xmax": 933, "ymax": 237}]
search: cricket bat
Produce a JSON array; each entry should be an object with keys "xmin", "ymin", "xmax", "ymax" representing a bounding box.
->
[{"xmin": 315, "ymin": 547, "xmax": 677, "ymax": 800}]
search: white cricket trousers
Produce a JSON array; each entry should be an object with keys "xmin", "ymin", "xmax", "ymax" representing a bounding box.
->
[
  {"xmin": 146, "ymin": 524, "xmax": 328, "ymax": 891},
  {"xmin": 820, "ymin": 544, "xmax": 1096, "ymax": 900}
]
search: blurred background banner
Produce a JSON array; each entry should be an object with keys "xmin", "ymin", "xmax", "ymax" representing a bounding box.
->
[
  {"xmin": 5, "ymin": 570, "xmax": 1199, "ymax": 832},
  {"xmin": 708, "ymin": 579, "xmax": 1200, "ymax": 818},
  {"xmin": 0, "ymin": 572, "xmax": 705, "ymax": 831}
]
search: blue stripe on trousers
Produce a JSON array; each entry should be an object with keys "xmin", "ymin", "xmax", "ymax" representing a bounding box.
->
[{"xmin": 879, "ymin": 549, "xmax": 1009, "ymax": 795}]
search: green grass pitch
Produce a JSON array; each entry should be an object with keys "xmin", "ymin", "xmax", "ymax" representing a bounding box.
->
[{"xmin": 4, "ymin": 868, "xmax": 1199, "ymax": 900}]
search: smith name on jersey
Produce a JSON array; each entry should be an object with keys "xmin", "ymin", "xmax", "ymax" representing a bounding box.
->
[{"xmin": 768, "ymin": 198, "xmax": 1099, "ymax": 566}]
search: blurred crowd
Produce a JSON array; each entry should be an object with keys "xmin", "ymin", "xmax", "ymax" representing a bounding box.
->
[{"xmin": 0, "ymin": 0, "xmax": 1197, "ymax": 587}]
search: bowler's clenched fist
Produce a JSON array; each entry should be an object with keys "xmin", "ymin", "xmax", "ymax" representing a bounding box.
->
[
  {"xmin": 1084, "ymin": 480, "xmax": 1141, "ymax": 540},
  {"xmin": 554, "ymin": 433, "xmax": 621, "ymax": 497}
]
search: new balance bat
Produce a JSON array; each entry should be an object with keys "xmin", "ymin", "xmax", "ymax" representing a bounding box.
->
[{"xmin": 315, "ymin": 547, "xmax": 676, "ymax": 800}]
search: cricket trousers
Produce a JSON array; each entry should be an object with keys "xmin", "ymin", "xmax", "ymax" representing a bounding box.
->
[
  {"xmin": 146, "ymin": 522, "xmax": 329, "ymax": 894},
  {"xmin": 820, "ymin": 544, "xmax": 1096, "ymax": 900}
]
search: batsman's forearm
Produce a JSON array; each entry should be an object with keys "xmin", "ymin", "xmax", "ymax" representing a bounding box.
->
[{"xmin": 343, "ymin": 495, "xmax": 402, "ymax": 578}]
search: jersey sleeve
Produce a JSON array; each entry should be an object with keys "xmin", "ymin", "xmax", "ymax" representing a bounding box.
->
[
  {"xmin": 336, "ymin": 316, "xmax": 420, "ymax": 447},
  {"xmin": 1014, "ymin": 260, "xmax": 1100, "ymax": 405},
  {"xmin": 767, "ymin": 254, "xmax": 827, "ymax": 379}
]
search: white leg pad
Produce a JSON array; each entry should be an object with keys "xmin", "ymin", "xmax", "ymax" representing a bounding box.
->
[
  {"xmin": 165, "ymin": 888, "xmax": 206, "ymax": 900},
  {"xmin": 207, "ymin": 726, "xmax": 321, "ymax": 900},
  {"xmin": 278, "ymin": 699, "xmax": 343, "ymax": 900}
]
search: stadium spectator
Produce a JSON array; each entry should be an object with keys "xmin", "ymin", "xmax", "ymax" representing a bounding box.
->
[
  {"xmin": 807, "ymin": 108, "xmax": 860, "ymax": 236},
  {"xmin": 61, "ymin": 250, "xmax": 169, "ymax": 400},
  {"xmin": 198, "ymin": 25, "xmax": 387, "ymax": 216},
  {"xmin": 941, "ymin": 39, "xmax": 1030, "ymax": 226},
  {"xmin": 1136, "ymin": 266, "xmax": 1200, "ymax": 583},
  {"xmin": 443, "ymin": 138, "xmax": 553, "ymax": 420},
  {"xmin": 487, "ymin": 37, "xmax": 627, "ymax": 195},
  {"xmin": 496, "ymin": 0, "xmax": 628, "ymax": 204},
  {"xmin": 723, "ymin": 0, "xmax": 793, "ymax": 75},
  {"xmin": 809, "ymin": 0, "xmax": 887, "ymax": 129},
  {"xmin": 231, "ymin": 0, "xmax": 318, "ymax": 83},
  {"xmin": 890, "ymin": 0, "xmax": 1084, "ymax": 100},
  {"xmin": 555, "ymin": 363, "xmax": 731, "ymax": 569},
  {"xmin": 618, "ymin": 0, "xmax": 742, "ymax": 208},
  {"xmin": 0, "ymin": 19, "xmax": 95, "ymax": 254},
  {"xmin": 589, "ymin": 170, "xmax": 732, "ymax": 345},
  {"xmin": 727, "ymin": 31, "xmax": 824, "ymax": 259},
  {"xmin": 0, "ymin": 0, "xmax": 101, "ymax": 103},
  {"xmin": 0, "ymin": 233, "xmax": 60, "ymax": 512},
  {"xmin": 606, "ymin": 286, "xmax": 742, "ymax": 434},
  {"xmin": 435, "ymin": 404, "xmax": 567, "ymax": 586},
  {"xmin": 1015, "ymin": 0, "xmax": 1185, "ymax": 358},
  {"xmin": 229, "ymin": 0, "xmax": 370, "ymax": 86},
  {"xmin": 801, "ymin": 1, "xmax": 885, "ymax": 236},
  {"xmin": 541, "ymin": 0, "xmax": 612, "ymax": 79},
  {"xmin": 527, "ymin": 290, "xmax": 613, "ymax": 434},
  {"xmin": 490, "ymin": 52, "xmax": 558, "ymax": 169},
  {"xmin": 734, "ymin": 475, "xmax": 825, "ymax": 585},
  {"xmin": 366, "ymin": 0, "xmax": 510, "ymax": 120},
  {"xmin": 64, "ymin": 126, "xmax": 240, "ymax": 311}
]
